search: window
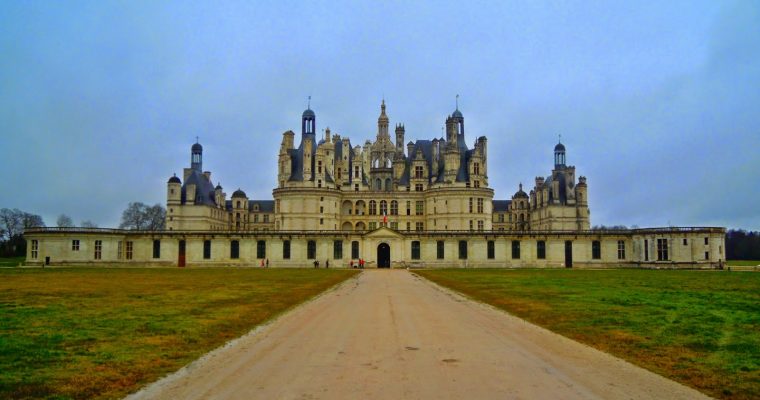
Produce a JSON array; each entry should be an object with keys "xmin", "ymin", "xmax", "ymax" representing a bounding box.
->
[
  {"xmin": 511, "ymin": 240, "xmax": 520, "ymax": 259},
  {"xmin": 477, "ymin": 221, "xmax": 484, "ymax": 231},
  {"xmin": 231, "ymin": 240, "xmax": 240, "ymax": 259},
  {"xmin": 683, "ymin": 238, "xmax": 688, "ymax": 246},
  {"xmin": 644, "ymin": 239, "xmax": 649, "ymax": 261},
  {"xmin": 369, "ymin": 200, "xmax": 377, "ymax": 215},
  {"xmin": 318, "ymin": 180, "xmax": 322, "ymax": 188},
  {"xmin": 474, "ymin": 162, "xmax": 480, "ymax": 175},
  {"xmin": 469, "ymin": 198, "xmax": 473, "ymax": 213},
  {"xmin": 257, "ymin": 240, "xmax": 266, "ymax": 259},
  {"xmin": 411, "ymin": 241, "xmax": 421, "ymax": 260},
  {"xmin": 31, "ymin": 240, "xmax": 39, "ymax": 259},
  {"xmin": 499, "ymin": 214, "xmax": 504, "ymax": 223},
  {"xmin": 477, "ymin": 198, "xmax": 484, "ymax": 213},
  {"xmin": 406, "ymin": 201, "xmax": 411, "ymax": 215},
  {"xmin": 657, "ymin": 238, "xmax": 669, "ymax": 261},
  {"xmin": 437, "ymin": 241, "xmax": 444, "ymax": 259},
  {"xmin": 117, "ymin": 241, "xmax": 123, "ymax": 259},
  {"xmin": 126, "ymin": 241, "xmax": 133, "ymax": 260},
  {"xmin": 474, "ymin": 180, "xmax": 480, "ymax": 188},
  {"xmin": 380, "ymin": 200, "xmax": 388, "ymax": 215},
  {"xmin": 337, "ymin": 168, "xmax": 341, "ymax": 179},
  {"xmin": 369, "ymin": 222, "xmax": 377, "ymax": 230},
  {"xmin": 94, "ymin": 240, "xmax": 102, "ymax": 260},
  {"xmin": 458, "ymin": 241, "xmax": 468, "ymax": 260},
  {"xmin": 704, "ymin": 237, "xmax": 709, "ymax": 245},
  {"xmin": 415, "ymin": 183, "xmax": 423, "ymax": 191},
  {"xmin": 537, "ymin": 240, "xmax": 546, "ymax": 259},
  {"xmin": 254, "ymin": 214, "xmax": 259, "ymax": 223},
  {"xmin": 351, "ymin": 241, "xmax": 359, "ymax": 259},
  {"xmin": 705, "ymin": 251, "xmax": 709, "ymax": 260},
  {"xmin": 204, "ymin": 240, "xmax": 211, "ymax": 259},
  {"xmin": 318, "ymin": 160, "xmax": 322, "ymax": 174},
  {"xmin": 354, "ymin": 166, "xmax": 359, "ymax": 178},
  {"xmin": 406, "ymin": 222, "xmax": 411, "ymax": 231},
  {"xmin": 617, "ymin": 240, "xmax": 625, "ymax": 259},
  {"xmin": 390, "ymin": 200, "xmax": 398, "ymax": 215},
  {"xmin": 390, "ymin": 221, "xmax": 398, "ymax": 230},
  {"xmin": 592, "ymin": 240, "xmax": 601, "ymax": 259},
  {"xmin": 72, "ymin": 240, "xmax": 80, "ymax": 251},
  {"xmin": 153, "ymin": 240, "xmax": 161, "ymax": 259},
  {"xmin": 415, "ymin": 165, "xmax": 424, "ymax": 178},
  {"xmin": 307, "ymin": 240, "xmax": 316, "ymax": 259},
  {"xmin": 415, "ymin": 201, "xmax": 423, "ymax": 215},
  {"xmin": 469, "ymin": 220, "xmax": 473, "ymax": 231},
  {"xmin": 334, "ymin": 241, "xmax": 343, "ymax": 259},
  {"xmin": 487, "ymin": 240, "xmax": 495, "ymax": 259},
  {"xmin": 354, "ymin": 184, "xmax": 359, "ymax": 191},
  {"xmin": 283, "ymin": 240, "xmax": 291, "ymax": 259},
  {"xmin": 415, "ymin": 222, "xmax": 424, "ymax": 231},
  {"xmin": 320, "ymin": 218, "xmax": 324, "ymax": 225}
]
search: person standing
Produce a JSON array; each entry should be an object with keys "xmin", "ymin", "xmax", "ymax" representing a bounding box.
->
[
  {"xmin": 325, "ymin": 259, "xmax": 330, "ymax": 268},
  {"xmin": 266, "ymin": 258, "xmax": 269, "ymax": 268}
]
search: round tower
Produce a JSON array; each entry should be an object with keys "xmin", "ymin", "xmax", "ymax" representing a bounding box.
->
[
  {"xmin": 554, "ymin": 141, "xmax": 566, "ymax": 168},
  {"xmin": 191, "ymin": 142, "xmax": 203, "ymax": 172}
]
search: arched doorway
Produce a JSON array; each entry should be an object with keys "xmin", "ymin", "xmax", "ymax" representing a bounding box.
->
[{"xmin": 377, "ymin": 243, "xmax": 391, "ymax": 268}]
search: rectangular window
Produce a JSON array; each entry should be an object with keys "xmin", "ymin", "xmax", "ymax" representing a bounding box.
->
[
  {"xmin": 351, "ymin": 241, "xmax": 359, "ymax": 259},
  {"xmin": 617, "ymin": 240, "xmax": 625, "ymax": 260},
  {"xmin": 264, "ymin": 215, "xmax": 269, "ymax": 223},
  {"xmin": 254, "ymin": 214, "xmax": 259, "ymax": 223},
  {"xmin": 477, "ymin": 198, "xmax": 483, "ymax": 213},
  {"xmin": 474, "ymin": 180, "xmax": 480, "ymax": 188},
  {"xmin": 437, "ymin": 241, "xmax": 444, "ymax": 259},
  {"xmin": 469, "ymin": 198, "xmax": 473, "ymax": 213},
  {"xmin": 657, "ymin": 238, "xmax": 669, "ymax": 261},
  {"xmin": 415, "ymin": 201, "xmax": 423, "ymax": 215},
  {"xmin": 333, "ymin": 240, "xmax": 343, "ymax": 259},
  {"xmin": 406, "ymin": 201, "xmax": 411, "ymax": 215},
  {"xmin": 511, "ymin": 240, "xmax": 521, "ymax": 259},
  {"xmin": 95, "ymin": 240, "xmax": 102, "ymax": 260},
  {"xmin": 704, "ymin": 237, "xmax": 709, "ymax": 245},
  {"xmin": 644, "ymin": 239, "xmax": 649, "ymax": 261},
  {"xmin": 126, "ymin": 241, "xmax": 133, "ymax": 260},
  {"xmin": 411, "ymin": 241, "xmax": 420, "ymax": 260},
  {"xmin": 72, "ymin": 240, "xmax": 80, "ymax": 251},
  {"xmin": 390, "ymin": 221, "xmax": 398, "ymax": 230},
  {"xmin": 369, "ymin": 222, "xmax": 377, "ymax": 230},
  {"xmin": 683, "ymin": 238, "xmax": 688, "ymax": 246},
  {"xmin": 406, "ymin": 222, "xmax": 411, "ymax": 231},
  {"xmin": 469, "ymin": 220, "xmax": 473, "ymax": 231},
  {"xmin": 415, "ymin": 222, "xmax": 424, "ymax": 231},
  {"xmin": 203, "ymin": 240, "xmax": 211, "ymax": 259},
  {"xmin": 117, "ymin": 241, "xmax": 123, "ymax": 259},
  {"xmin": 257, "ymin": 240, "xmax": 266, "ymax": 259},
  {"xmin": 477, "ymin": 220, "xmax": 484, "ymax": 231},
  {"xmin": 152, "ymin": 240, "xmax": 161, "ymax": 259},
  {"xmin": 307, "ymin": 240, "xmax": 316, "ymax": 259},
  {"xmin": 415, "ymin": 183, "xmax": 423, "ymax": 191},
  {"xmin": 458, "ymin": 240, "xmax": 468, "ymax": 260},
  {"xmin": 498, "ymin": 213, "xmax": 504, "ymax": 223},
  {"xmin": 320, "ymin": 218, "xmax": 324, "ymax": 225},
  {"xmin": 414, "ymin": 165, "xmax": 424, "ymax": 179},
  {"xmin": 487, "ymin": 240, "xmax": 495, "ymax": 259},
  {"xmin": 537, "ymin": 240, "xmax": 546, "ymax": 259},
  {"xmin": 231, "ymin": 240, "xmax": 240, "ymax": 259},
  {"xmin": 592, "ymin": 240, "xmax": 601, "ymax": 259},
  {"xmin": 283, "ymin": 240, "xmax": 291, "ymax": 259},
  {"xmin": 31, "ymin": 240, "xmax": 39, "ymax": 259},
  {"xmin": 705, "ymin": 251, "xmax": 709, "ymax": 260}
]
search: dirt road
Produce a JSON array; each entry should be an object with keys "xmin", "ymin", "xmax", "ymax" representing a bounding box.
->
[{"xmin": 128, "ymin": 270, "xmax": 709, "ymax": 399}]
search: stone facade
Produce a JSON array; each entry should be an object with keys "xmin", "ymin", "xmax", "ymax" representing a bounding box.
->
[{"xmin": 23, "ymin": 100, "xmax": 726, "ymax": 268}]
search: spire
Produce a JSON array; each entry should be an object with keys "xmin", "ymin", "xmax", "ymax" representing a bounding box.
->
[
  {"xmin": 456, "ymin": 94, "xmax": 459, "ymax": 111},
  {"xmin": 307, "ymin": 95, "xmax": 311, "ymax": 109},
  {"xmin": 377, "ymin": 99, "xmax": 389, "ymax": 138}
]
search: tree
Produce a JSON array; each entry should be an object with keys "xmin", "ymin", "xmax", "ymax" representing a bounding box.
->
[
  {"xmin": 56, "ymin": 214, "xmax": 74, "ymax": 228},
  {"xmin": 119, "ymin": 202, "xmax": 166, "ymax": 230},
  {"xmin": 80, "ymin": 220, "xmax": 98, "ymax": 228},
  {"xmin": 0, "ymin": 208, "xmax": 45, "ymax": 256}
]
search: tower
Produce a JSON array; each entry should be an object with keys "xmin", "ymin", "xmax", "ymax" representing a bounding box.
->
[
  {"xmin": 302, "ymin": 97, "xmax": 316, "ymax": 141},
  {"xmin": 554, "ymin": 140, "xmax": 566, "ymax": 168},
  {"xmin": 191, "ymin": 141, "xmax": 202, "ymax": 172},
  {"xmin": 451, "ymin": 95, "xmax": 464, "ymax": 144},
  {"xmin": 378, "ymin": 99, "xmax": 389, "ymax": 139},
  {"xmin": 395, "ymin": 123, "xmax": 405, "ymax": 155}
]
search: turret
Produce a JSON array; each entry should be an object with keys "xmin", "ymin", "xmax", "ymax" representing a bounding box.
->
[
  {"xmin": 554, "ymin": 141, "xmax": 566, "ymax": 168},
  {"xmin": 191, "ymin": 142, "xmax": 202, "ymax": 172},
  {"xmin": 407, "ymin": 141, "xmax": 414, "ymax": 157},
  {"xmin": 576, "ymin": 176, "xmax": 588, "ymax": 206},
  {"xmin": 445, "ymin": 116, "xmax": 458, "ymax": 148},
  {"xmin": 167, "ymin": 174, "xmax": 181, "ymax": 206},
  {"xmin": 377, "ymin": 100, "xmax": 389, "ymax": 138},
  {"xmin": 395, "ymin": 124, "xmax": 405, "ymax": 154}
]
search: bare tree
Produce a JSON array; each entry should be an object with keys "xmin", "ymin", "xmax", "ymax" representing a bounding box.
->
[
  {"xmin": 56, "ymin": 214, "xmax": 74, "ymax": 228},
  {"xmin": 119, "ymin": 202, "xmax": 166, "ymax": 230},
  {"xmin": 80, "ymin": 220, "xmax": 98, "ymax": 228},
  {"xmin": 0, "ymin": 208, "xmax": 44, "ymax": 241}
]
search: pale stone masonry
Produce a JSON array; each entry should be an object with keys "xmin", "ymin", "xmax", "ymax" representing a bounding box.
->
[{"xmin": 25, "ymin": 101, "xmax": 725, "ymax": 268}]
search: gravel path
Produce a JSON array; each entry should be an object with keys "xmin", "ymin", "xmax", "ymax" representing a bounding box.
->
[{"xmin": 128, "ymin": 270, "xmax": 710, "ymax": 399}]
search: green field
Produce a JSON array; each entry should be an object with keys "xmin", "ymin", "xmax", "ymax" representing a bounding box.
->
[
  {"xmin": 0, "ymin": 257, "xmax": 24, "ymax": 267},
  {"xmin": 0, "ymin": 267, "xmax": 358, "ymax": 400},
  {"xmin": 727, "ymin": 260, "xmax": 760, "ymax": 267},
  {"xmin": 415, "ymin": 269, "xmax": 760, "ymax": 400}
]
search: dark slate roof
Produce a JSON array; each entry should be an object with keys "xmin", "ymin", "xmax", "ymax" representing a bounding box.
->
[
  {"xmin": 303, "ymin": 108, "xmax": 315, "ymax": 118},
  {"xmin": 168, "ymin": 175, "xmax": 181, "ymax": 184},
  {"xmin": 232, "ymin": 189, "xmax": 247, "ymax": 198},
  {"xmin": 555, "ymin": 143, "xmax": 565, "ymax": 152},
  {"xmin": 493, "ymin": 200, "xmax": 511, "ymax": 212},
  {"xmin": 543, "ymin": 173, "xmax": 568, "ymax": 204},
  {"xmin": 192, "ymin": 142, "xmax": 203, "ymax": 152},
  {"xmin": 181, "ymin": 169, "xmax": 217, "ymax": 206},
  {"xmin": 250, "ymin": 200, "xmax": 274, "ymax": 212}
]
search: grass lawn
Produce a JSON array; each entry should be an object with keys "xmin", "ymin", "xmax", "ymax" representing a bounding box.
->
[
  {"xmin": 0, "ymin": 256, "xmax": 25, "ymax": 267},
  {"xmin": 727, "ymin": 260, "xmax": 760, "ymax": 267},
  {"xmin": 415, "ymin": 269, "xmax": 760, "ymax": 400},
  {"xmin": 0, "ymin": 267, "xmax": 358, "ymax": 400}
]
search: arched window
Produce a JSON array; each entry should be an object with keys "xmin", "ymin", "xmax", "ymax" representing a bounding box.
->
[
  {"xmin": 369, "ymin": 200, "xmax": 377, "ymax": 215},
  {"xmin": 380, "ymin": 200, "xmax": 388, "ymax": 215},
  {"xmin": 390, "ymin": 200, "xmax": 398, "ymax": 215},
  {"xmin": 236, "ymin": 201, "xmax": 241, "ymax": 208}
]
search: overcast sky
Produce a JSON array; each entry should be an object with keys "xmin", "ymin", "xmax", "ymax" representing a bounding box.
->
[{"xmin": 1, "ymin": 1, "xmax": 758, "ymax": 230}]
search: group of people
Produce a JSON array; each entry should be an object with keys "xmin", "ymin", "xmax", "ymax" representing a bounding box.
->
[
  {"xmin": 349, "ymin": 259, "xmax": 365, "ymax": 269},
  {"xmin": 313, "ymin": 259, "xmax": 330, "ymax": 268},
  {"xmin": 259, "ymin": 259, "xmax": 269, "ymax": 267}
]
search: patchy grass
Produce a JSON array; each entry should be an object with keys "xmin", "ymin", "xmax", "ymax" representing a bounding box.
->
[
  {"xmin": 0, "ymin": 267, "xmax": 358, "ymax": 399},
  {"xmin": 0, "ymin": 257, "xmax": 24, "ymax": 267},
  {"xmin": 727, "ymin": 260, "xmax": 760, "ymax": 267},
  {"xmin": 415, "ymin": 269, "xmax": 760, "ymax": 400}
]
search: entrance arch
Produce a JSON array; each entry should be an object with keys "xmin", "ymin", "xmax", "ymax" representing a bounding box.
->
[{"xmin": 377, "ymin": 243, "xmax": 391, "ymax": 268}]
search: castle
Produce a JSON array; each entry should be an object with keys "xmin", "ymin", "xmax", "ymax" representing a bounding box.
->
[{"xmin": 25, "ymin": 100, "xmax": 725, "ymax": 268}]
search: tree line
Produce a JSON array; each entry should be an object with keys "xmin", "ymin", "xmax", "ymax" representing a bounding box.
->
[
  {"xmin": 0, "ymin": 203, "xmax": 165, "ymax": 257},
  {"xmin": 725, "ymin": 229, "xmax": 760, "ymax": 260}
]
